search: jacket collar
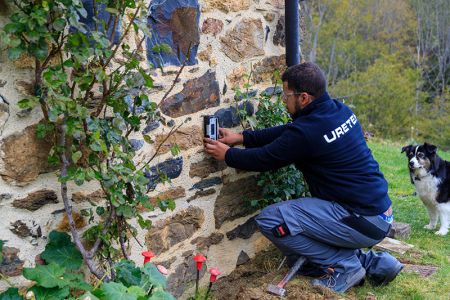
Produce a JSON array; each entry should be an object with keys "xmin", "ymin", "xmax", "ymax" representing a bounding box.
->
[{"xmin": 295, "ymin": 92, "xmax": 332, "ymax": 118}]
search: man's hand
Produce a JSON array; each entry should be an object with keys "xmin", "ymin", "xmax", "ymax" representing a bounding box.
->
[
  {"xmin": 218, "ymin": 128, "xmax": 243, "ymax": 146},
  {"xmin": 204, "ymin": 138, "xmax": 230, "ymax": 161}
]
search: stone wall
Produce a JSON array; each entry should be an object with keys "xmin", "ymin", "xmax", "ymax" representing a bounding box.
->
[{"xmin": 0, "ymin": 0, "xmax": 289, "ymax": 297}]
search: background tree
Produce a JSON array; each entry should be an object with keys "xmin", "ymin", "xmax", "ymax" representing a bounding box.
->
[{"xmin": 301, "ymin": 0, "xmax": 450, "ymax": 149}]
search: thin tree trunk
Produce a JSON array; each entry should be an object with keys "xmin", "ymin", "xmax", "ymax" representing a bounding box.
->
[
  {"xmin": 309, "ymin": 4, "xmax": 326, "ymax": 63},
  {"xmin": 57, "ymin": 123, "xmax": 108, "ymax": 281},
  {"xmin": 327, "ymin": 36, "xmax": 337, "ymax": 85}
]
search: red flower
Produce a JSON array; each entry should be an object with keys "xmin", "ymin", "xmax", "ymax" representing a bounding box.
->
[
  {"xmin": 209, "ymin": 267, "xmax": 221, "ymax": 283},
  {"xmin": 193, "ymin": 253, "xmax": 207, "ymax": 271},
  {"xmin": 141, "ymin": 251, "xmax": 156, "ymax": 264}
]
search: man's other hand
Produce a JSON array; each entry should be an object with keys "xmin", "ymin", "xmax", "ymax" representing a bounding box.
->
[
  {"xmin": 204, "ymin": 138, "xmax": 230, "ymax": 161},
  {"xmin": 218, "ymin": 128, "xmax": 243, "ymax": 146}
]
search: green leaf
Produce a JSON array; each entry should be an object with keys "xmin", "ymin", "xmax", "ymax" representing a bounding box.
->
[
  {"xmin": 116, "ymin": 205, "xmax": 134, "ymax": 218},
  {"xmin": 105, "ymin": 8, "xmax": 120, "ymax": 15},
  {"xmin": 127, "ymin": 286, "xmax": 146, "ymax": 297},
  {"xmin": 100, "ymin": 282, "xmax": 137, "ymax": 300},
  {"xmin": 29, "ymin": 286, "xmax": 70, "ymax": 300},
  {"xmin": 96, "ymin": 206, "xmax": 105, "ymax": 216},
  {"xmin": 47, "ymin": 153, "xmax": 59, "ymax": 166},
  {"xmin": 72, "ymin": 151, "xmax": 82, "ymax": 164},
  {"xmin": 149, "ymin": 291, "xmax": 176, "ymax": 300},
  {"xmin": 0, "ymin": 288, "xmax": 23, "ymax": 300},
  {"xmin": 170, "ymin": 144, "xmax": 180, "ymax": 156},
  {"xmin": 23, "ymin": 263, "xmax": 67, "ymax": 288},
  {"xmin": 158, "ymin": 199, "xmax": 175, "ymax": 212},
  {"xmin": 159, "ymin": 43, "xmax": 172, "ymax": 54},
  {"xmin": 8, "ymin": 37, "xmax": 21, "ymax": 48},
  {"xmin": 61, "ymin": 272, "xmax": 92, "ymax": 291},
  {"xmin": 90, "ymin": 141, "xmax": 103, "ymax": 152},
  {"xmin": 30, "ymin": 38, "xmax": 49, "ymax": 60},
  {"xmin": 40, "ymin": 231, "xmax": 83, "ymax": 270},
  {"xmin": 151, "ymin": 43, "xmax": 172, "ymax": 55},
  {"xmin": 4, "ymin": 23, "xmax": 24, "ymax": 34},
  {"xmin": 114, "ymin": 260, "xmax": 142, "ymax": 287},
  {"xmin": 134, "ymin": 20, "xmax": 152, "ymax": 38},
  {"xmin": 63, "ymin": 59, "xmax": 74, "ymax": 68},
  {"xmin": 52, "ymin": 18, "xmax": 66, "ymax": 31},
  {"xmin": 26, "ymin": 31, "xmax": 40, "ymax": 43},
  {"xmin": 36, "ymin": 123, "xmax": 54, "ymax": 139},
  {"xmin": 141, "ymin": 263, "xmax": 166, "ymax": 289},
  {"xmin": 7, "ymin": 47, "xmax": 23, "ymax": 60},
  {"xmin": 143, "ymin": 135, "xmax": 154, "ymax": 144},
  {"xmin": 77, "ymin": 7, "xmax": 88, "ymax": 18},
  {"xmin": 139, "ymin": 69, "xmax": 153, "ymax": 88},
  {"xmin": 79, "ymin": 292, "xmax": 99, "ymax": 300},
  {"xmin": 137, "ymin": 214, "xmax": 152, "ymax": 229},
  {"xmin": 17, "ymin": 98, "xmax": 37, "ymax": 110}
]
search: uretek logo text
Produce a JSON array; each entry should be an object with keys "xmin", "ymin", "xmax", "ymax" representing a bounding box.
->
[{"xmin": 323, "ymin": 114, "xmax": 358, "ymax": 143}]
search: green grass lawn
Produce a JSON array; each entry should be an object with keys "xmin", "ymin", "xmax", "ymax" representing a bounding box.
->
[
  {"xmin": 212, "ymin": 140, "xmax": 449, "ymax": 300},
  {"xmin": 353, "ymin": 140, "xmax": 450, "ymax": 299}
]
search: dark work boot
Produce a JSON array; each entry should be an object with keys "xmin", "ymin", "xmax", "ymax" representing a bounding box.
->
[{"xmin": 311, "ymin": 266, "xmax": 366, "ymax": 293}]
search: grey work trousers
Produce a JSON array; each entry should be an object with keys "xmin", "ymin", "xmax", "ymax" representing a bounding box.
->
[{"xmin": 255, "ymin": 198, "xmax": 395, "ymax": 275}]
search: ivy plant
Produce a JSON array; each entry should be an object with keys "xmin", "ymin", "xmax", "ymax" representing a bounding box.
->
[
  {"xmin": 234, "ymin": 72, "xmax": 309, "ymax": 208},
  {"xmin": 0, "ymin": 0, "xmax": 187, "ymax": 281}
]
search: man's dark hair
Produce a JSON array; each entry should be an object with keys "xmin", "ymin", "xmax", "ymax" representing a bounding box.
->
[{"xmin": 281, "ymin": 62, "xmax": 327, "ymax": 98}]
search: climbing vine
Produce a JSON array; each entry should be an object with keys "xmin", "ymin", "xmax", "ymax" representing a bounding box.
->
[{"xmin": 0, "ymin": 0, "xmax": 187, "ymax": 287}]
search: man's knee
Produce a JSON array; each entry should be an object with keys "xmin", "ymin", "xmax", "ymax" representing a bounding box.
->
[{"xmin": 255, "ymin": 203, "xmax": 284, "ymax": 232}]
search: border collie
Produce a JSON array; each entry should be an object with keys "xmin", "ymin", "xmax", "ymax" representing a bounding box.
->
[{"xmin": 401, "ymin": 143, "xmax": 450, "ymax": 235}]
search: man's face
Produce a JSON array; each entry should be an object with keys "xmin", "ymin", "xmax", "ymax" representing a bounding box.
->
[
  {"xmin": 282, "ymin": 82, "xmax": 314, "ymax": 117},
  {"xmin": 282, "ymin": 82, "xmax": 301, "ymax": 116}
]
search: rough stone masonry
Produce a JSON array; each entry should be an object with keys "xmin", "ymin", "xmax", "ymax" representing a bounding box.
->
[{"xmin": 0, "ymin": 0, "xmax": 294, "ymax": 296}]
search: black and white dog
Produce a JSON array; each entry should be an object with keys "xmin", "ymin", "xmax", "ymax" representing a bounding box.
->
[{"xmin": 402, "ymin": 143, "xmax": 450, "ymax": 235}]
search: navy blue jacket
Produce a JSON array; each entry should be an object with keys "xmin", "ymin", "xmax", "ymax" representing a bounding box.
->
[{"xmin": 225, "ymin": 92, "xmax": 391, "ymax": 216}]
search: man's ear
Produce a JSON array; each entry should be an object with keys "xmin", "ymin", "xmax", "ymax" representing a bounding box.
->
[
  {"xmin": 424, "ymin": 142, "xmax": 437, "ymax": 155},
  {"xmin": 300, "ymin": 92, "xmax": 313, "ymax": 106},
  {"xmin": 401, "ymin": 145, "xmax": 412, "ymax": 154}
]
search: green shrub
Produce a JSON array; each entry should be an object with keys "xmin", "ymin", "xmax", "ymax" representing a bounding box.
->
[{"xmin": 235, "ymin": 81, "xmax": 309, "ymax": 209}]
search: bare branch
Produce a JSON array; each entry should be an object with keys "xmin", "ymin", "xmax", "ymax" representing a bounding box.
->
[
  {"xmin": 124, "ymin": 221, "xmax": 143, "ymax": 248},
  {"xmin": 83, "ymin": 5, "xmax": 142, "ymax": 104},
  {"xmin": 118, "ymin": 219, "xmax": 130, "ymax": 260},
  {"xmin": 158, "ymin": 44, "xmax": 192, "ymax": 106},
  {"xmin": 138, "ymin": 122, "xmax": 184, "ymax": 172},
  {"xmin": 92, "ymin": 36, "xmax": 147, "ymax": 118},
  {"xmin": 109, "ymin": 15, "xmax": 119, "ymax": 44},
  {"xmin": 57, "ymin": 123, "xmax": 107, "ymax": 280},
  {"xmin": 35, "ymin": 59, "xmax": 49, "ymax": 121},
  {"xmin": 87, "ymin": 205, "xmax": 114, "ymax": 259}
]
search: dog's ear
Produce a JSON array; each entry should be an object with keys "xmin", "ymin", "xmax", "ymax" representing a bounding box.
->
[
  {"xmin": 424, "ymin": 142, "xmax": 437, "ymax": 155},
  {"xmin": 401, "ymin": 145, "xmax": 412, "ymax": 154}
]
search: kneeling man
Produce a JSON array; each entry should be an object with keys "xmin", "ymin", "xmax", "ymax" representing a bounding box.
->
[{"xmin": 204, "ymin": 62, "xmax": 402, "ymax": 293}]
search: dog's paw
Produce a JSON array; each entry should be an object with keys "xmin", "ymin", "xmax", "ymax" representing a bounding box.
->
[
  {"xmin": 435, "ymin": 229, "xmax": 448, "ymax": 236},
  {"xmin": 424, "ymin": 224, "xmax": 436, "ymax": 230}
]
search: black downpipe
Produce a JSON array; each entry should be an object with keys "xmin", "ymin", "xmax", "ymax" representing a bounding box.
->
[{"xmin": 285, "ymin": 0, "xmax": 300, "ymax": 67}]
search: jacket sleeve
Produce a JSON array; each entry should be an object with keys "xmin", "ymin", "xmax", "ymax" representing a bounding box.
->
[
  {"xmin": 226, "ymin": 125, "xmax": 308, "ymax": 172},
  {"xmin": 242, "ymin": 124, "xmax": 289, "ymax": 148}
]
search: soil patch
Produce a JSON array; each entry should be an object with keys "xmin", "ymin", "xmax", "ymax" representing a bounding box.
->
[{"xmin": 212, "ymin": 246, "xmax": 359, "ymax": 300}]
